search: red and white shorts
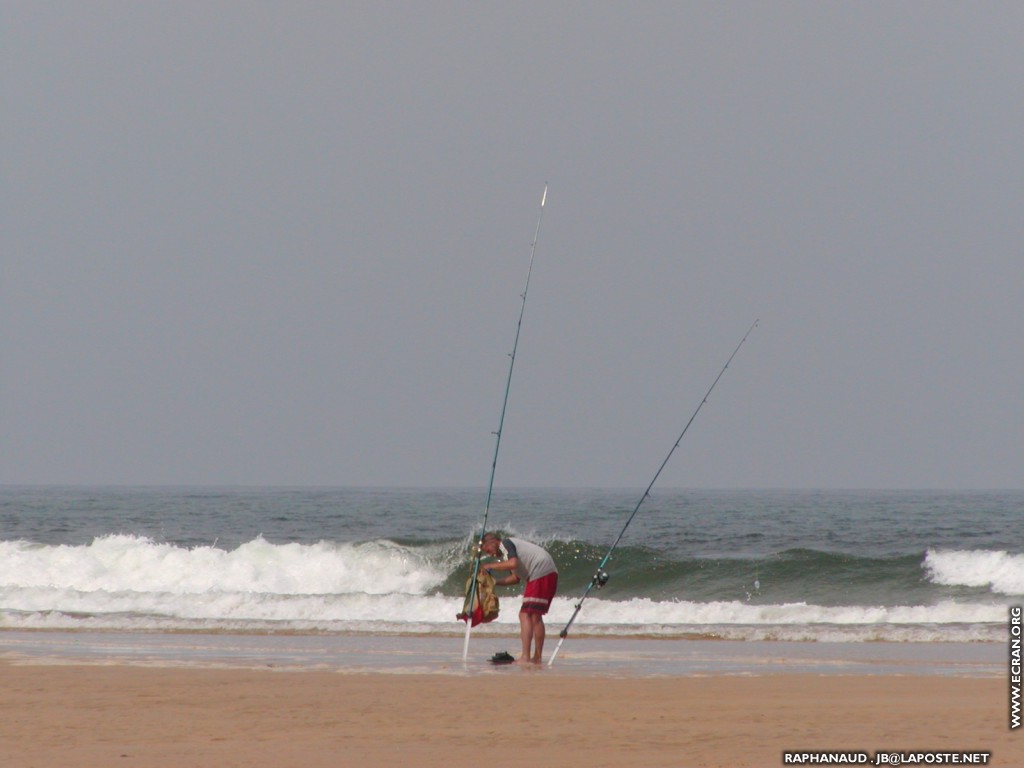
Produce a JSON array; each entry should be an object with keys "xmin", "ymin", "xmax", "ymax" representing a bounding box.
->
[{"xmin": 520, "ymin": 572, "xmax": 558, "ymax": 616}]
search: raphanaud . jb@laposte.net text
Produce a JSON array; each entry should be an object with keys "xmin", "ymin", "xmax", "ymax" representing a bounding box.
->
[{"xmin": 783, "ymin": 752, "xmax": 991, "ymax": 765}]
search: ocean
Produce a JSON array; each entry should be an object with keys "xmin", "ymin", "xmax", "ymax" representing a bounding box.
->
[{"xmin": 1, "ymin": 486, "xmax": 1021, "ymax": 643}]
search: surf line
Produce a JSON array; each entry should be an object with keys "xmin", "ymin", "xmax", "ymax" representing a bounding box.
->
[
  {"xmin": 459, "ymin": 184, "xmax": 549, "ymax": 662},
  {"xmin": 547, "ymin": 319, "xmax": 759, "ymax": 666}
]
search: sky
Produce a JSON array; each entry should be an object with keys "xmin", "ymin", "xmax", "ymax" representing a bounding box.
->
[{"xmin": 2, "ymin": 2, "xmax": 1021, "ymax": 489}]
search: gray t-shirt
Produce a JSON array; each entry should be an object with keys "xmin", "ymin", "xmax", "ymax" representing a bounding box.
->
[{"xmin": 499, "ymin": 537, "xmax": 557, "ymax": 583}]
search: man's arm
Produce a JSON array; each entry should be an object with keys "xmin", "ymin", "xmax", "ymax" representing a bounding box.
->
[{"xmin": 483, "ymin": 558, "xmax": 521, "ymax": 586}]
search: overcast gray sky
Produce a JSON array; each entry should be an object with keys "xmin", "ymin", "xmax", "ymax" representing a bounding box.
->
[{"xmin": 3, "ymin": 2, "xmax": 1021, "ymax": 489}]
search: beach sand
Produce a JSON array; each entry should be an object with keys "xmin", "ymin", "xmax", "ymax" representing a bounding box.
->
[{"xmin": 0, "ymin": 634, "xmax": 1018, "ymax": 767}]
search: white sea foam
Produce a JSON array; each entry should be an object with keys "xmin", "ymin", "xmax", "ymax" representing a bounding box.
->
[
  {"xmin": 0, "ymin": 537, "xmax": 1013, "ymax": 642},
  {"xmin": 0, "ymin": 590, "xmax": 1006, "ymax": 642},
  {"xmin": 924, "ymin": 548, "xmax": 1024, "ymax": 595},
  {"xmin": 0, "ymin": 535, "xmax": 448, "ymax": 596}
]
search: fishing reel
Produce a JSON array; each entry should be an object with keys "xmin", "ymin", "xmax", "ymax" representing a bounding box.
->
[{"xmin": 593, "ymin": 569, "xmax": 610, "ymax": 588}]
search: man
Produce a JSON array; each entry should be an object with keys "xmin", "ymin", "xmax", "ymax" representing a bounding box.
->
[{"xmin": 479, "ymin": 532, "xmax": 558, "ymax": 664}]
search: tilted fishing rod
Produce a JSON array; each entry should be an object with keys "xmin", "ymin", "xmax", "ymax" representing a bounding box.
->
[
  {"xmin": 547, "ymin": 319, "xmax": 759, "ymax": 666},
  {"xmin": 460, "ymin": 184, "xmax": 548, "ymax": 662}
]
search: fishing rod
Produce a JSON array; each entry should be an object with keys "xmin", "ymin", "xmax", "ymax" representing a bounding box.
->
[
  {"xmin": 460, "ymin": 184, "xmax": 548, "ymax": 661},
  {"xmin": 547, "ymin": 319, "xmax": 759, "ymax": 666}
]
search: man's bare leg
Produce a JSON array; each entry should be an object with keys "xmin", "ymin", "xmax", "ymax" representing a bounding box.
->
[
  {"xmin": 519, "ymin": 610, "xmax": 533, "ymax": 662},
  {"xmin": 532, "ymin": 614, "xmax": 546, "ymax": 662},
  {"xmin": 517, "ymin": 613, "xmax": 545, "ymax": 663}
]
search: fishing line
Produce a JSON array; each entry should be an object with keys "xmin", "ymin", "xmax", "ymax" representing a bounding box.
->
[
  {"xmin": 548, "ymin": 319, "xmax": 759, "ymax": 666},
  {"xmin": 460, "ymin": 184, "xmax": 548, "ymax": 661}
]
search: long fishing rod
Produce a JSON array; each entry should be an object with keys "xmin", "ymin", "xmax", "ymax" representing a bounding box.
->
[
  {"xmin": 547, "ymin": 319, "xmax": 758, "ymax": 666},
  {"xmin": 460, "ymin": 184, "xmax": 548, "ymax": 662}
]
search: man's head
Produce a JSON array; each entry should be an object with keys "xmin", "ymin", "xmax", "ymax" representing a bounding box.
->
[{"xmin": 480, "ymin": 532, "xmax": 502, "ymax": 557}]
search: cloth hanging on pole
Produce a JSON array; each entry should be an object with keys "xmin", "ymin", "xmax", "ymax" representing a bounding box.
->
[{"xmin": 457, "ymin": 569, "xmax": 499, "ymax": 627}]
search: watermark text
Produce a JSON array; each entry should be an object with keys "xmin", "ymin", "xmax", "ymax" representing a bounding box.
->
[
  {"xmin": 1011, "ymin": 605, "xmax": 1021, "ymax": 730},
  {"xmin": 782, "ymin": 753, "xmax": 990, "ymax": 765}
]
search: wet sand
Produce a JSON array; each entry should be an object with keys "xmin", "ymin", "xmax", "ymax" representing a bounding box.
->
[{"xmin": 1, "ymin": 632, "xmax": 1018, "ymax": 767}]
